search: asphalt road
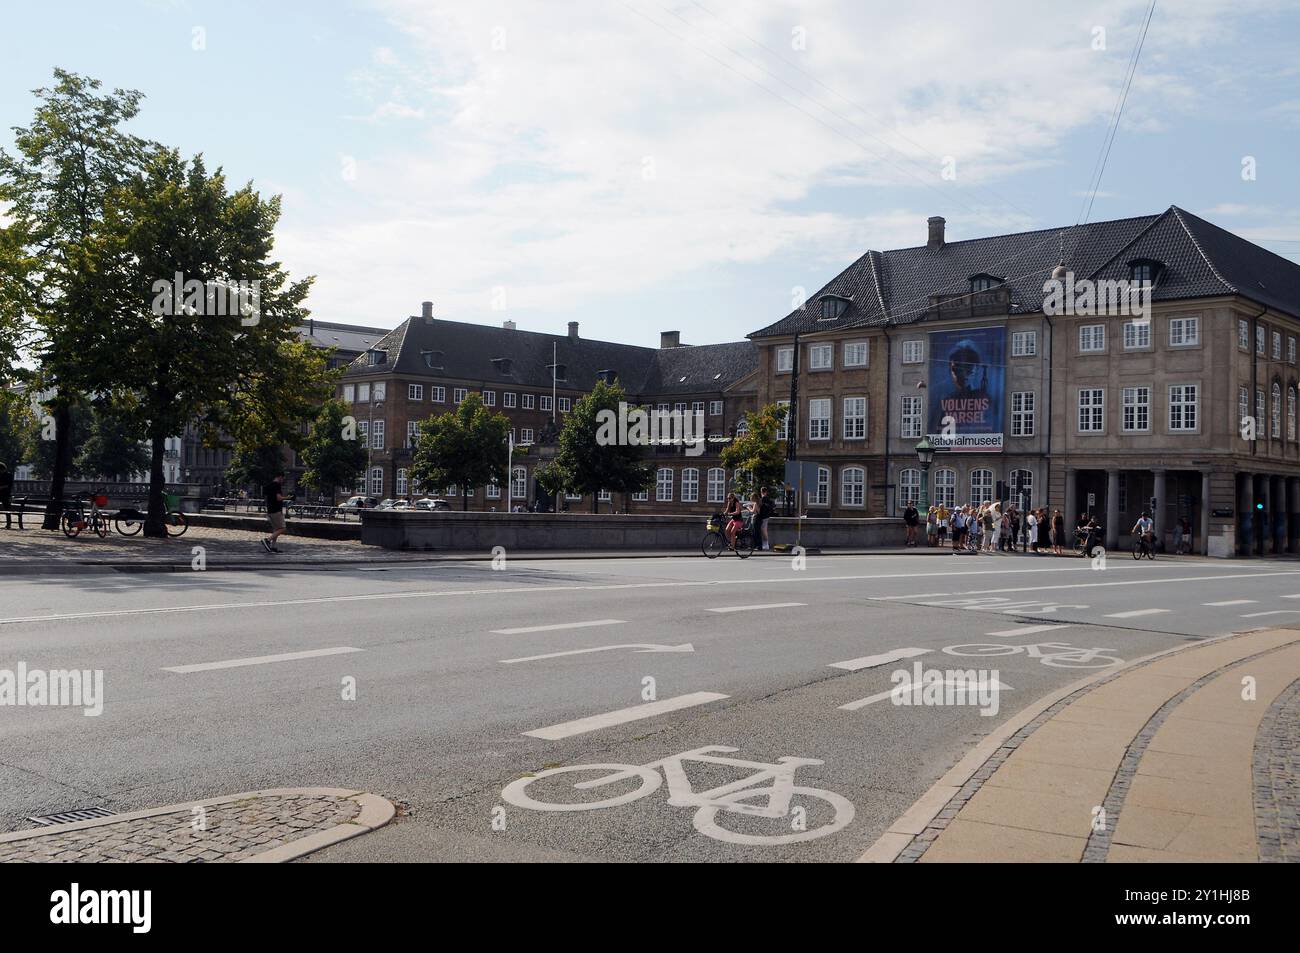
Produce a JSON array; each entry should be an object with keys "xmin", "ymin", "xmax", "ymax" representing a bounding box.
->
[{"xmin": 2, "ymin": 549, "xmax": 1298, "ymax": 862}]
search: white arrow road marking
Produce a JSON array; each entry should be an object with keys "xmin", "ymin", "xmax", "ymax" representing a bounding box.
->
[
  {"xmin": 986, "ymin": 624, "xmax": 1071, "ymax": 638},
  {"xmin": 524, "ymin": 692, "xmax": 728, "ymax": 740},
  {"xmin": 163, "ymin": 646, "xmax": 362, "ymax": 674},
  {"xmin": 828, "ymin": 647, "xmax": 929, "ymax": 672},
  {"xmin": 491, "ymin": 619, "xmax": 625, "ymax": 635},
  {"xmin": 840, "ymin": 678, "xmax": 1013, "ymax": 712},
  {"xmin": 707, "ymin": 603, "xmax": 806, "ymax": 613},
  {"xmin": 501, "ymin": 643, "xmax": 695, "ymax": 664},
  {"xmin": 1104, "ymin": 609, "xmax": 1170, "ymax": 618},
  {"xmin": 1241, "ymin": 610, "xmax": 1300, "ymax": 618},
  {"xmin": 1203, "ymin": 600, "xmax": 1257, "ymax": 606}
]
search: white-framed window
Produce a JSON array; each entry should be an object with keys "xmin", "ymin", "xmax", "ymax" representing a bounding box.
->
[
  {"xmin": 407, "ymin": 420, "xmax": 419, "ymax": 447},
  {"xmin": 373, "ymin": 382, "xmax": 386, "ymax": 401},
  {"xmin": 1011, "ymin": 391, "xmax": 1035, "ymax": 437},
  {"xmin": 1238, "ymin": 386, "xmax": 1249, "ymax": 436},
  {"xmin": 691, "ymin": 401, "xmax": 705, "ymax": 420},
  {"xmin": 843, "ymin": 341, "xmax": 868, "ymax": 367},
  {"xmin": 558, "ymin": 397, "xmax": 570, "ymax": 413},
  {"xmin": 735, "ymin": 418, "xmax": 749, "ymax": 438},
  {"xmin": 809, "ymin": 343, "xmax": 833, "ymax": 370},
  {"xmin": 522, "ymin": 393, "xmax": 535, "ymax": 409},
  {"xmin": 486, "ymin": 480, "xmax": 500, "ymax": 499},
  {"xmin": 1122, "ymin": 386, "xmax": 1150, "ymax": 432},
  {"xmin": 396, "ymin": 469, "xmax": 408, "ymax": 496},
  {"xmin": 707, "ymin": 467, "xmax": 726, "ymax": 503},
  {"xmin": 843, "ymin": 397, "xmax": 866, "ymax": 440},
  {"xmin": 777, "ymin": 400, "xmax": 790, "ymax": 441},
  {"xmin": 565, "ymin": 491, "xmax": 582, "ymax": 502},
  {"xmin": 902, "ymin": 340, "xmax": 924, "ymax": 364},
  {"xmin": 358, "ymin": 420, "xmax": 369, "ymax": 444},
  {"xmin": 1080, "ymin": 325, "xmax": 1105, "ymax": 352},
  {"xmin": 371, "ymin": 420, "xmax": 385, "ymax": 449},
  {"xmin": 841, "ymin": 467, "xmax": 865, "ymax": 507},
  {"xmin": 511, "ymin": 466, "xmax": 527, "ymax": 500},
  {"xmin": 1291, "ymin": 337, "xmax": 1298, "ymax": 365},
  {"xmin": 1290, "ymin": 386, "xmax": 1297, "ymax": 441},
  {"xmin": 432, "ymin": 386, "xmax": 446, "ymax": 403},
  {"xmin": 355, "ymin": 473, "xmax": 366, "ymax": 494},
  {"xmin": 808, "ymin": 466, "xmax": 830, "ymax": 506},
  {"xmin": 1271, "ymin": 382, "xmax": 1281, "ymax": 437},
  {"xmin": 809, "ymin": 398, "xmax": 831, "ymax": 440},
  {"xmin": 899, "ymin": 469, "xmax": 921, "ymax": 509},
  {"xmin": 1011, "ymin": 330, "xmax": 1037, "ymax": 356},
  {"xmin": 453, "ymin": 387, "xmax": 467, "ymax": 404},
  {"xmin": 675, "ymin": 402, "xmax": 687, "ymax": 414},
  {"xmin": 933, "ymin": 468, "xmax": 956, "ymax": 508},
  {"xmin": 1275, "ymin": 332, "xmax": 1284, "ymax": 361},
  {"xmin": 1123, "ymin": 319, "xmax": 1151, "ymax": 349},
  {"xmin": 1009, "ymin": 468, "xmax": 1033, "ymax": 506},
  {"xmin": 657, "ymin": 403, "xmax": 670, "ymax": 415},
  {"xmin": 1169, "ymin": 316, "xmax": 1199, "ymax": 347},
  {"xmin": 504, "ymin": 392, "xmax": 516, "ymax": 408},
  {"xmin": 1170, "ymin": 384, "xmax": 1199, "ymax": 432},
  {"xmin": 369, "ymin": 467, "xmax": 383, "ymax": 496},
  {"xmin": 1078, "ymin": 388, "xmax": 1104, "ymax": 432},
  {"xmin": 1258, "ymin": 388, "xmax": 1266, "ymax": 432},
  {"xmin": 343, "ymin": 384, "xmax": 355, "ymax": 402},
  {"xmin": 520, "ymin": 428, "xmax": 534, "ymax": 444},
  {"xmin": 681, "ymin": 468, "xmax": 699, "ymax": 503},
  {"xmin": 540, "ymin": 395, "xmax": 553, "ymax": 412},
  {"xmin": 656, "ymin": 468, "xmax": 673, "ymax": 502},
  {"xmin": 632, "ymin": 489, "xmax": 648, "ymax": 502},
  {"xmin": 598, "ymin": 489, "xmax": 612, "ymax": 502},
  {"xmin": 408, "ymin": 384, "xmax": 423, "ymax": 401},
  {"xmin": 709, "ymin": 400, "xmax": 723, "ymax": 416},
  {"xmin": 1239, "ymin": 319, "xmax": 1250, "ymax": 350},
  {"xmin": 358, "ymin": 382, "xmax": 370, "ymax": 402},
  {"xmin": 970, "ymin": 468, "xmax": 993, "ymax": 504},
  {"xmin": 776, "ymin": 347, "xmax": 794, "ymax": 373},
  {"xmin": 483, "ymin": 390, "xmax": 496, "ymax": 406},
  {"xmin": 901, "ymin": 395, "xmax": 922, "ymax": 439},
  {"xmin": 1258, "ymin": 325, "xmax": 1267, "ymax": 355}
]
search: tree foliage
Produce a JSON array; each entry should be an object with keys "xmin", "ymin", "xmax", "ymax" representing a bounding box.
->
[
  {"xmin": 550, "ymin": 380, "xmax": 651, "ymax": 512},
  {"xmin": 410, "ymin": 393, "xmax": 510, "ymax": 510},
  {"xmin": 300, "ymin": 399, "xmax": 368, "ymax": 498},
  {"xmin": 720, "ymin": 402, "xmax": 788, "ymax": 498}
]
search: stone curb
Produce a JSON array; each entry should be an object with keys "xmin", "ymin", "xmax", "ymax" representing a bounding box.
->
[
  {"xmin": 0, "ymin": 787, "xmax": 396, "ymax": 863},
  {"xmin": 855, "ymin": 629, "xmax": 1263, "ymax": 863}
]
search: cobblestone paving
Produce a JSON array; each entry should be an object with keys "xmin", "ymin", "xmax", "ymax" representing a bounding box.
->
[
  {"xmin": 1254, "ymin": 678, "xmax": 1300, "ymax": 863},
  {"xmin": 0, "ymin": 794, "xmax": 361, "ymax": 863}
]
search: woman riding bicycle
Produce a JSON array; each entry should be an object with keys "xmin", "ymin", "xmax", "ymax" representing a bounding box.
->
[{"xmin": 723, "ymin": 492, "xmax": 744, "ymax": 549}]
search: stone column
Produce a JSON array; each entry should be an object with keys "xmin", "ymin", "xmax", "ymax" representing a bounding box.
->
[
  {"xmin": 1106, "ymin": 468, "xmax": 1120, "ymax": 550},
  {"xmin": 1271, "ymin": 475, "xmax": 1286, "ymax": 554},
  {"xmin": 1152, "ymin": 468, "xmax": 1167, "ymax": 552},
  {"xmin": 1064, "ymin": 468, "xmax": 1077, "ymax": 525},
  {"xmin": 1289, "ymin": 477, "xmax": 1300, "ymax": 554},
  {"xmin": 1261, "ymin": 474, "xmax": 1273, "ymax": 555},
  {"xmin": 1239, "ymin": 471, "xmax": 1253, "ymax": 557},
  {"xmin": 1201, "ymin": 471, "xmax": 1212, "ymax": 556}
]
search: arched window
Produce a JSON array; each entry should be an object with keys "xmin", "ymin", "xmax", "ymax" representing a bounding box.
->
[
  {"xmin": 970, "ymin": 468, "xmax": 994, "ymax": 504},
  {"xmin": 707, "ymin": 467, "xmax": 726, "ymax": 503},
  {"xmin": 1273, "ymin": 381, "xmax": 1282, "ymax": 438},
  {"xmin": 899, "ymin": 469, "xmax": 921, "ymax": 511},
  {"xmin": 808, "ymin": 466, "xmax": 830, "ymax": 506},
  {"xmin": 396, "ymin": 469, "xmax": 408, "ymax": 496},
  {"xmin": 369, "ymin": 467, "xmax": 383, "ymax": 496},
  {"xmin": 933, "ymin": 468, "xmax": 956, "ymax": 508},
  {"xmin": 656, "ymin": 468, "xmax": 674, "ymax": 502},
  {"xmin": 681, "ymin": 468, "xmax": 699, "ymax": 503},
  {"xmin": 1009, "ymin": 468, "xmax": 1033, "ymax": 506},
  {"xmin": 841, "ymin": 466, "xmax": 865, "ymax": 507},
  {"xmin": 1289, "ymin": 385, "xmax": 1296, "ymax": 442},
  {"xmin": 511, "ymin": 466, "xmax": 527, "ymax": 501},
  {"xmin": 735, "ymin": 419, "xmax": 749, "ymax": 438}
]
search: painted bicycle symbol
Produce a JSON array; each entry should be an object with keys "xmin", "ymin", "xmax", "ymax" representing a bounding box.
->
[
  {"xmin": 942, "ymin": 641, "xmax": 1124, "ymax": 669},
  {"xmin": 501, "ymin": 745, "xmax": 855, "ymax": 846}
]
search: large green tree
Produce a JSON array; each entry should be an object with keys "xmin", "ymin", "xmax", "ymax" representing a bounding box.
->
[
  {"xmin": 300, "ymin": 399, "xmax": 368, "ymax": 499},
  {"xmin": 553, "ymin": 380, "xmax": 652, "ymax": 512},
  {"xmin": 225, "ymin": 445, "xmax": 288, "ymax": 493},
  {"xmin": 100, "ymin": 145, "xmax": 332, "ymax": 536},
  {"xmin": 0, "ymin": 69, "xmax": 145, "ymax": 528},
  {"xmin": 410, "ymin": 393, "xmax": 510, "ymax": 511},
  {"xmin": 21, "ymin": 399, "xmax": 90, "ymax": 479},
  {"xmin": 720, "ymin": 402, "xmax": 788, "ymax": 498},
  {"xmin": 75, "ymin": 400, "xmax": 149, "ymax": 480},
  {"xmin": 0, "ymin": 391, "xmax": 35, "ymax": 472}
]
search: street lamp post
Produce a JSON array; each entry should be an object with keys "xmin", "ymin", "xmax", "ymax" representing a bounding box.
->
[{"xmin": 915, "ymin": 437, "xmax": 934, "ymax": 512}]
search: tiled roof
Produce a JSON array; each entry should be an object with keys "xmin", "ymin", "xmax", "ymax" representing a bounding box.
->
[
  {"xmin": 342, "ymin": 317, "xmax": 756, "ymax": 397},
  {"xmin": 296, "ymin": 320, "xmax": 393, "ymax": 356},
  {"xmin": 750, "ymin": 206, "xmax": 1300, "ymax": 337}
]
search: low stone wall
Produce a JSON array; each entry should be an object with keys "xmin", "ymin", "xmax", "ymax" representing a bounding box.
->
[
  {"xmin": 186, "ymin": 513, "xmax": 362, "ymax": 540},
  {"xmin": 360, "ymin": 510, "xmax": 903, "ymax": 551}
]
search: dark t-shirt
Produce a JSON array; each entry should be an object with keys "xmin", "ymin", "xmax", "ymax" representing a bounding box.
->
[
  {"xmin": 264, "ymin": 481, "xmax": 284, "ymax": 514},
  {"xmin": 0, "ymin": 470, "xmax": 12, "ymax": 501},
  {"xmin": 757, "ymin": 496, "xmax": 775, "ymax": 521},
  {"xmin": 903, "ymin": 506, "xmax": 919, "ymax": 526}
]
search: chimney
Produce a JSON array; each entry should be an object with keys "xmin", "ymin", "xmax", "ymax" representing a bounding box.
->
[
  {"xmin": 421, "ymin": 301, "xmax": 434, "ymax": 322},
  {"xmin": 660, "ymin": 330, "xmax": 681, "ymax": 349},
  {"xmin": 927, "ymin": 216, "xmax": 945, "ymax": 249},
  {"xmin": 568, "ymin": 321, "xmax": 579, "ymax": 342},
  {"xmin": 503, "ymin": 320, "xmax": 516, "ymax": 330}
]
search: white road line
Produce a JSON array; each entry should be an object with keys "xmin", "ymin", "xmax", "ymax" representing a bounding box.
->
[
  {"xmin": 490, "ymin": 619, "xmax": 625, "ymax": 635},
  {"xmin": 828, "ymin": 647, "xmax": 929, "ymax": 672},
  {"xmin": 707, "ymin": 603, "xmax": 806, "ymax": 613},
  {"xmin": 163, "ymin": 646, "xmax": 362, "ymax": 674},
  {"xmin": 1202, "ymin": 600, "xmax": 1257, "ymax": 607},
  {"xmin": 501, "ymin": 643, "xmax": 694, "ymax": 663},
  {"xmin": 1241, "ymin": 610, "xmax": 1300, "ymax": 618},
  {"xmin": 1281, "ymin": 594, "xmax": 1300, "ymax": 599},
  {"xmin": 986, "ymin": 624, "xmax": 1071, "ymax": 638},
  {"xmin": 840, "ymin": 678, "xmax": 1012, "ymax": 711},
  {"xmin": 1104, "ymin": 609, "xmax": 1171, "ymax": 618},
  {"xmin": 523, "ymin": 692, "xmax": 728, "ymax": 740}
]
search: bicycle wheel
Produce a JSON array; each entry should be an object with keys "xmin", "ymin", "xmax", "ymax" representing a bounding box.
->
[
  {"xmin": 734, "ymin": 529, "xmax": 755, "ymax": 559},
  {"xmin": 164, "ymin": 511, "xmax": 188, "ymax": 538},
  {"xmin": 702, "ymin": 531, "xmax": 725, "ymax": 559},
  {"xmin": 93, "ymin": 513, "xmax": 109, "ymax": 538},
  {"xmin": 1145, "ymin": 544, "xmax": 1155, "ymax": 560},
  {"xmin": 1132, "ymin": 541, "xmax": 1142, "ymax": 560},
  {"xmin": 115, "ymin": 514, "xmax": 142, "ymax": 536},
  {"xmin": 61, "ymin": 513, "xmax": 83, "ymax": 538},
  {"xmin": 693, "ymin": 785, "xmax": 856, "ymax": 846},
  {"xmin": 942, "ymin": 643, "xmax": 1019, "ymax": 657},
  {"xmin": 501, "ymin": 764, "xmax": 661, "ymax": 812}
]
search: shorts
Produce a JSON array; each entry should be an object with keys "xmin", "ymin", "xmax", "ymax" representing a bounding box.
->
[{"xmin": 267, "ymin": 511, "xmax": 286, "ymax": 532}]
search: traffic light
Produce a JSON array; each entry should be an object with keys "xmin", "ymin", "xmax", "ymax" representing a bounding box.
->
[
  {"xmin": 1256, "ymin": 500, "xmax": 1265, "ymax": 511},
  {"xmin": 1149, "ymin": 496, "xmax": 1157, "ymax": 512}
]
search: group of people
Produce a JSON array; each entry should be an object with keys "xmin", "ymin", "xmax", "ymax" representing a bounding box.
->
[
  {"xmin": 720, "ymin": 486, "xmax": 776, "ymax": 551},
  {"xmin": 903, "ymin": 500, "xmax": 1089, "ymax": 555}
]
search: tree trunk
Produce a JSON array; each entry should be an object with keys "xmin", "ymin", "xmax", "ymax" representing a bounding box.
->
[
  {"xmin": 462, "ymin": 487, "xmax": 468, "ymax": 511},
  {"xmin": 591, "ymin": 495, "xmax": 598, "ymax": 514},
  {"xmin": 143, "ymin": 431, "xmax": 168, "ymax": 538},
  {"xmin": 41, "ymin": 403, "xmax": 73, "ymax": 530}
]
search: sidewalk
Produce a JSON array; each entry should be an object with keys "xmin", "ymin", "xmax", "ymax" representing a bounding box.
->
[
  {"xmin": 0, "ymin": 788, "xmax": 394, "ymax": 863},
  {"xmin": 861, "ymin": 627, "xmax": 1300, "ymax": 863}
]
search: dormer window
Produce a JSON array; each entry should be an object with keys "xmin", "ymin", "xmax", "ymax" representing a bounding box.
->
[
  {"xmin": 819, "ymin": 296, "xmax": 850, "ymax": 320},
  {"xmin": 491, "ymin": 357, "xmax": 514, "ymax": 375},
  {"xmin": 366, "ymin": 348, "xmax": 387, "ymax": 366},
  {"xmin": 548, "ymin": 363, "xmax": 567, "ymax": 382},
  {"xmin": 421, "ymin": 349, "xmax": 444, "ymax": 370},
  {"xmin": 1128, "ymin": 259, "xmax": 1164, "ymax": 285},
  {"xmin": 969, "ymin": 274, "xmax": 1001, "ymax": 293},
  {"xmin": 597, "ymin": 369, "xmax": 617, "ymax": 384}
]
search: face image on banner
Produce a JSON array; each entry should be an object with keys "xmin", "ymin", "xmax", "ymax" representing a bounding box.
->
[{"xmin": 927, "ymin": 326, "xmax": 1005, "ymax": 451}]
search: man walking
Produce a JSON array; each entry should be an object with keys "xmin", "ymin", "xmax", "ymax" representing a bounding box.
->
[{"xmin": 262, "ymin": 472, "xmax": 287, "ymax": 553}]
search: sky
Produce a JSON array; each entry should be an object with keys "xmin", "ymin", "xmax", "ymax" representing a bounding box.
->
[{"xmin": 3, "ymin": 0, "xmax": 1300, "ymax": 347}]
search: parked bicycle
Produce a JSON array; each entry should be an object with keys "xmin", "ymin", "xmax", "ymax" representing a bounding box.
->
[
  {"xmin": 61, "ymin": 491, "xmax": 111, "ymax": 539},
  {"xmin": 114, "ymin": 492, "xmax": 188, "ymax": 538},
  {"xmin": 701, "ymin": 512, "xmax": 755, "ymax": 559}
]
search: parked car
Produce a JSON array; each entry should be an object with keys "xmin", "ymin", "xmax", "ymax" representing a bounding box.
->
[
  {"xmin": 375, "ymin": 498, "xmax": 398, "ymax": 510},
  {"xmin": 390, "ymin": 500, "xmax": 412, "ymax": 510},
  {"xmin": 340, "ymin": 496, "xmax": 379, "ymax": 510},
  {"xmin": 413, "ymin": 498, "xmax": 451, "ymax": 511}
]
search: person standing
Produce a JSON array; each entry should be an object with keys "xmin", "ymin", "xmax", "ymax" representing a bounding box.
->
[
  {"xmin": 0, "ymin": 462, "xmax": 12, "ymax": 530},
  {"xmin": 755, "ymin": 485, "xmax": 775, "ymax": 551},
  {"xmin": 262, "ymin": 472, "xmax": 287, "ymax": 553},
  {"xmin": 1052, "ymin": 509, "xmax": 1065, "ymax": 555},
  {"xmin": 903, "ymin": 500, "xmax": 919, "ymax": 547}
]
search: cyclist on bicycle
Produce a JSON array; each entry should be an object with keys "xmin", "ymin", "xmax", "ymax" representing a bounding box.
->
[
  {"xmin": 723, "ymin": 492, "xmax": 744, "ymax": 549},
  {"xmin": 1132, "ymin": 511, "xmax": 1154, "ymax": 555}
]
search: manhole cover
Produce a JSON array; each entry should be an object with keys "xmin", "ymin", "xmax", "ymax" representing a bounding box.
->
[{"xmin": 26, "ymin": 807, "xmax": 116, "ymax": 826}]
